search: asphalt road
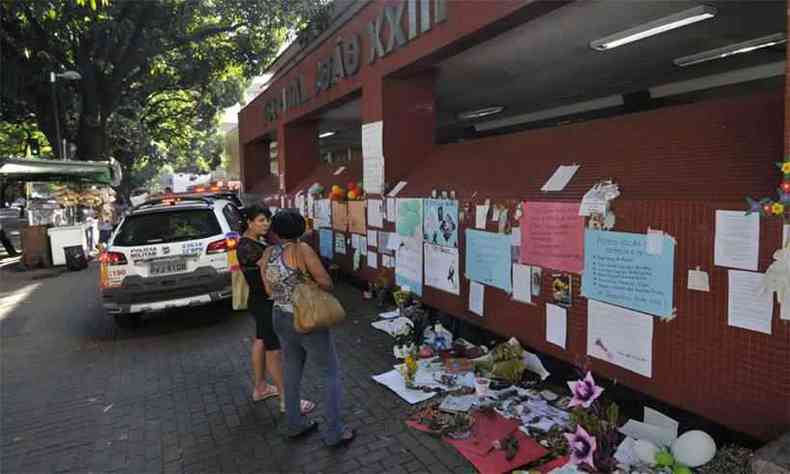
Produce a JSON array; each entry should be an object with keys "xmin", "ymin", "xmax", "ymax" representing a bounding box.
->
[{"xmin": 0, "ymin": 263, "xmax": 471, "ymax": 474}]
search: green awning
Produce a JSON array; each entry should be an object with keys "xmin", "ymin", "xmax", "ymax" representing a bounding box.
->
[{"xmin": 0, "ymin": 157, "xmax": 122, "ymax": 186}]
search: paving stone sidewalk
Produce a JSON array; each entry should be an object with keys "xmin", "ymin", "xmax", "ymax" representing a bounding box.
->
[{"xmin": 1, "ymin": 264, "xmax": 474, "ymax": 473}]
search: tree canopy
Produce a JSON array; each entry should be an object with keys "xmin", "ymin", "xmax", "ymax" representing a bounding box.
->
[{"xmin": 1, "ymin": 0, "xmax": 325, "ymax": 195}]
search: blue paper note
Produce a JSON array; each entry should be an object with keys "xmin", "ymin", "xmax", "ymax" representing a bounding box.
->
[
  {"xmin": 423, "ymin": 199, "xmax": 459, "ymax": 248},
  {"xmin": 319, "ymin": 229, "xmax": 334, "ymax": 259},
  {"xmin": 581, "ymin": 230, "xmax": 674, "ymax": 318},
  {"xmin": 465, "ymin": 229, "xmax": 512, "ymax": 293}
]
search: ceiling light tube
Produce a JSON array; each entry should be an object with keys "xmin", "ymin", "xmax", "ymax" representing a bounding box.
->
[
  {"xmin": 457, "ymin": 106, "xmax": 504, "ymax": 121},
  {"xmin": 674, "ymin": 33, "xmax": 787, "ymax": 67},
  {"xmin": 590, "ymin": 5, "xmax": 717, "ymax": 51},
  {"xmin": 319, "ymin": 131, "xmax": 336, "ymax": 138}
]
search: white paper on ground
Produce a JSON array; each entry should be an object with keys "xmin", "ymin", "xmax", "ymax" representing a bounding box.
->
[
  {"xmin": 371, "ymin": 370, "xmax": 436, "ymax": 405},
  {"xmin": 368, "ymin": 251, "xmax": 378, "ymax": 269},
  {"xmin": 728, "ymin": 270, "xmax": 773, "ymax": 334},
  {"xmin": 475, "ymin": 205, "xmax": 489, "ymax": 229},
  {"xmin": 688, "ymin": 268, "xmax": 710, "ymax": 292},
  {"xmin": 541, "ymin": 165, "xmax": 579, "ymax": 192},
  {"xmin": 546, "ymin": 304, "xmax": 567, "ymax": 349},
  {"xmin": 388, "ymin": 181, "xmax": 408, "ymax": 197},
  {"xmin": 587, "ymin": 300, "xmax": 654, "ymax": 377},
  {"xmin": 367, "ymin": 199, "xmax": 384, "ymax": 228},
  {"xmin": 367, "ymin": 230, "xmax": 378, "ymax": 248},
  {"xmin": 523, "ymin": 351, "xmax": 550, "ymax": 381},
  {"xmin": 333, "ymin": 166, "xmax": 346, "ymax": 176},
  {"xmin": 644, "ymin": 407, "xmax": 679, "ymax": 441},
  {"xmin": 371, "ymin": 317, "xmax": 412, "ymax": 337},
  {"xmin": 439, "ymin": 395, "xmax": 477, "ymax": 413},
  {"xmin": 469, "ymin": 281, "xmax": 484, "ymax": 316},
  {"xmin": 614, "ymin": 437, "xmax": 641, "ymax": 466},
  {"xmin": 618, "ymin": 419, "xmax": 676, "ymax": 448},
  {"xmin": 378, "ymin": 310, "xmax": 400, "ymax": 319},
  {"xmin": 512, "ymin": 263, "xmax": 532, "ymax": 304},
  {"xmin": 646, "ymin": 229, "xmax": 664, "ymax": 256},
  {"xmin": 714, "ymin": 210, "xmax": 760, "ymax": 271}
]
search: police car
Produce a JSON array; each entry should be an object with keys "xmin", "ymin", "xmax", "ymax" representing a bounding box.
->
[{"xmin": 100, "ymin": 193, "xmax": 242, "ymax": 326}]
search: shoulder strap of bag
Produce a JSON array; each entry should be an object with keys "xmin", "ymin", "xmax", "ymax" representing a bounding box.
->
[{"xmin": 290, "ymin": 242, "xmax": 312, "ymax": 282}]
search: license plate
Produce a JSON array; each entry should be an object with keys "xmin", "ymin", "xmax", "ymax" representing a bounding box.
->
[{"xmin": 150, "ymin": 260, "xmax": 187, "ymax": 275}]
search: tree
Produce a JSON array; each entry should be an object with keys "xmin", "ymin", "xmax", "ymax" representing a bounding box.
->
[{"xmin": 1, "ymin": 0, "xmax": 324, "ymax": 161}]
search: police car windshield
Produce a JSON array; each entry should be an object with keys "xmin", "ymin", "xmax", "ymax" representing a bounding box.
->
[{"xmin": 114, "ymin": 209, "xmax": 221, "ymax": 246}]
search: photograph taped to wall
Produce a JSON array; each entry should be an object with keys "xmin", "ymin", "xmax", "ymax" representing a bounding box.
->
[
  {"xmin": 424, "ymin": 243, "xmax": 460, "ymax": 295},
  {"xmin": 423, "ymin": 199, "xmax": 459, "ymax": 248},
  {"xmin": 551, "ymin": 273, "xmax": 572, "ymax": 306}
]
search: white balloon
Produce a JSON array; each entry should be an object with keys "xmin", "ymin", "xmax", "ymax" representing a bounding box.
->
[
  {"xmin": 633, "ymin": 439, "xmax": 659, "ymax": 466},
  {"xmin": 671, "ymin": 431, "xmax": 717, "ymax": 468}
]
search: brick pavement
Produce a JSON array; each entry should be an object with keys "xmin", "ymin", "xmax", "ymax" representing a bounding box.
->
[{"xmin": 1, "ymin": 264, "xmax": 474, "ymax": 473}]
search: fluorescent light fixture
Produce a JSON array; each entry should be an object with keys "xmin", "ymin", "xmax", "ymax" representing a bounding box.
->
[
  {"xmin": 674, "ymin": 33, "xmax": 787, "ymax": 67},
  {"xmin": 319, "ymin": 131, "xmax": 336, "ymax": 138},
  {"xmin": 650, "ymin": 61, "xmax": 786, "ymax": 98},
  {"xmin": 590, "ymin": 5, "xmax": 717, "ymax": 51},
  {"xmin": 475, "ymin": 95, "xmax": 623, "ymax": 132},
  {"xmin": 457, "ymin": 106, "xmax": 504, "ymax": 120}
]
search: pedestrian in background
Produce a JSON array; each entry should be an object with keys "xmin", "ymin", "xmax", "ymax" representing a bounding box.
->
[
  {"xmin": 262, "ymin": 211, "xmax": 354, "ymax": 446},
  {"xmin": 236, "ymin": 206, "xmax": 314, "ymax": 414}
]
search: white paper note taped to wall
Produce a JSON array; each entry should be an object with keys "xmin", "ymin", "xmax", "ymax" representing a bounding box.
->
[
  {"xmin": 386, "ymin": 198, "xmax": 397, "ymax": 222},
  {"xmin": 512, "ymin": 263, "xmax": 532, "ymax": 304},
  {"xmin": 728, "ymin": 270, "xmax": 773, "ymax": 335},
  {"xmin": 646, "ymin": 229, "xmax": 664, "ymax": 256},
  {"xmin": 469, "ymin": 281, "xmax": 484, "ymax": 316},
  {"xmin": 367, "ymin": 199, "xmax": 384, "ymax": 228},
  {"xmin": 587, "ymin": 300, "xmax": 654, "ymax": 377},
  {"xmin": 546, "ymin": 304, "xmax": 567, "ymax": 349},
  {"xmin": 388, "ymin": 181, "xmax": 408, "ymax": 197},
  {"xmin": 541, "ymin": 165, "xmax": 579, "ymax": 192},
  {"xmin": 475, "ymin": 205, "xmax": 488, "ymax": 229},
  {"xmin": 687, "ymin": 268, "xmax": 710, "ymax": 292},
  {"xmin": 333, "ymin": 166, "xmax": 346, "ymax": 176},
  {"xmin": 367, "ymin": 252, "xmax": 378, "ymax": 269},
  {"xmin": 714, "ymin": 210, "xmax": 759, "ymax": 271}
]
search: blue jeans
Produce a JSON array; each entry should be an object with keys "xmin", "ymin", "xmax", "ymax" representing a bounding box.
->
[{"xmin": 272, "ymin": 307, "xmax": 345, "ymax": 443}]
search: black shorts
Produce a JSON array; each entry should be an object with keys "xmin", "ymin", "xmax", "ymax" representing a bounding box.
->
[{"xmin": 250, "ymin": 297, "xmax": 280, "ymax": 350}]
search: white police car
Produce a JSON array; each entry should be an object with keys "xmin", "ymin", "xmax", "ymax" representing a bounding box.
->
[{"xmin": 100, "ymin": 194, "xmax": 242, "ymax": 326}]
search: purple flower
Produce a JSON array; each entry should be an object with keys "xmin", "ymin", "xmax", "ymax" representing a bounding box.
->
[
  {"xmin": 564, "ymin": 425, "xmax": 597, "ymax": 469},
  {"xmin": 567, "ymin": 371, "xmax": 604, "ymax": 409}
]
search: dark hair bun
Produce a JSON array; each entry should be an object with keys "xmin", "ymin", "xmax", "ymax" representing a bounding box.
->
[{"xmin": 272, "ymin": 211, "xmax": 306, "ymax": 240}]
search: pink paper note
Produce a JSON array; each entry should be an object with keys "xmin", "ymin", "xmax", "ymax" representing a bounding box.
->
[{"xmin": 520, "ymin": 201, "xmax": 585, "ymax": 273}]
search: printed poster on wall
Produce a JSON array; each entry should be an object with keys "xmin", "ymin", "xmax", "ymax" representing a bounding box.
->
[
  {"xmin": 424, "ymin": 243, "xmax": 460, "ymax": 295},
  {"xmin": 347, "ymin": 201, "xmax": 366, "ymax": 234},
  {"xmin": 520, "ymin": 201, "xmax": 585, "ymax": 273},
  {"xmin": 362, "ymin": 121, "xmax": 385, "ymax": 194},
  {"xmin": 331, "ymin": 201, "xmax": 348, "ymax": 232},
  {"xmin": 367, "ymin": 199, "xmax": 384, "ymax": 228},
  {"xmin": 465, "ymin": 229, "xmax": 512, "ymax": 293},
  {"xmin": 423, "ymin": 199, "xmax": 459, "ymax": 248},
  {"xmin": 581, "ymin": 230, "xmax": 675, "ymax": 318},
  {"xmin": 315, "ymin": 199, "xmax": 331, "ymax": 228},
  {"xmin": 319, "ymin": 229, "xmax": 334, "ymax": 259},
  {"xmin": 335, "ymin": 232, "xmax": 346, "ymax": 255},
  {"xmin": 587, "ymin": 300, "xmax": 654, "ymax": 378},
  {"xmin": 397, "ymin": 198, "xmax": 423, "ymax": 239},
  {"xmin": 396, "ymin": 236, "xmax": 423, "ymax": 296}
]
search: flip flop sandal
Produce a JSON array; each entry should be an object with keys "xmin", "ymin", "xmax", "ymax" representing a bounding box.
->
[
  {"xmin": 327, "ymin": 428, "xmax": 356, "ymax": 448},
  {"xmin": 252, "ymin": 385, "xmax": 278, "ymax": 402},
  {"xmin": 287, "ymin": 420, "xmax": 319, "ymax": 439},
  {"xmin": 279, "ymin": 399, "xmax": 316, "ymax": 414}
]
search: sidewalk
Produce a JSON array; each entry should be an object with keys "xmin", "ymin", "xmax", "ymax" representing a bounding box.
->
[{"xmin": 0, "ymin": 264, "xmax": 473, "ymax": 474}]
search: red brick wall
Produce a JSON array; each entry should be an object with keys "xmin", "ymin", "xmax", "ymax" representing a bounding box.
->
[{"xmin": 290, "ymin": 91, "xmax": 787, "ymax": 440}]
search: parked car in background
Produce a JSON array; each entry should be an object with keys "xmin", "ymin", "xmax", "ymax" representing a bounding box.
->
[{"xmin": 100, "ymin": 193, "xmax": 243, "ymax": 326}]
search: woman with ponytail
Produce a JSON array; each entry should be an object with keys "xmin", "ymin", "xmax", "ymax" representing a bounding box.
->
[{"xmin": 236, "ymin": 205, "xmax": 314, "ymax": 414}]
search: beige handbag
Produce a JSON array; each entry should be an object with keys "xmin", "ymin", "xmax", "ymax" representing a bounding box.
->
[{"xmin": 291, "ymin": 244, "xmax": 346, "ymax": 334}]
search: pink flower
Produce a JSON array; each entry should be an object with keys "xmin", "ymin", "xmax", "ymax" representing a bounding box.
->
[
  {"xmin": 567, "ymin": 371, "xmax": 604, "ymax": 409},
  {"xmin": 564, "ymin": 425, "xmax": 597, "ymax": 469}
]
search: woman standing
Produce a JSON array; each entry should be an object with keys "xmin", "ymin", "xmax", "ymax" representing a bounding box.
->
[
  {"xmin": 236, "ymin": 206, "xmax": 314, "ymax": 414},
  {"xmin": 262, "ymin": 211, "xmax": 355, "ymax": 446}
]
